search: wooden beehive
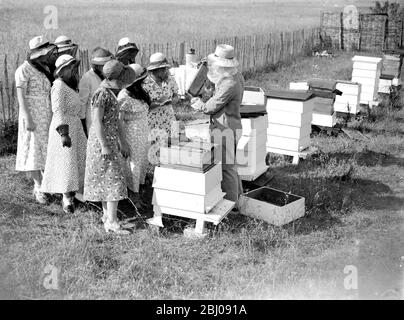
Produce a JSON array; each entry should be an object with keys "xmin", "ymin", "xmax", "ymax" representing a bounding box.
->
[
  {"xmin": 239, "ymin": 187, "xmax": 305, "ymax": 226},
  {"xmin": 152, "ymin": 162, "xmax": 225, "ymax": 214},
  {"xmin": 351, "ymin": 55, "xmax": 382, "ymax": 104},
  {"xmin": 266, "ymin": 89, "xmax": 314, "ymax": 154},
  {"xmin": 237, "ymin": 115, "xmax": 268, "ymax": 180},
  {"xmin": 333, "ymin": 80, "xmax": 361, "ymax": 114}
]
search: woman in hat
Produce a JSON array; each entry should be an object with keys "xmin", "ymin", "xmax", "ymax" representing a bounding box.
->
[
  {"xmin": 117, "ymin": 64, "xmax": 150, "ymax": 208},
  {"xmin": 115, "ymin": 37, "xmax": 139, "ymax": 66},
  {"xmin": 15, "ymin": 36, "xmax": 57, "ymax": 204},
  {"xmin": 41, "ymin": 54, "xmax": 87, "ymax": 214},
  {"xmin": 141, "ymin": 52, "xmax": 179, "ymax": 172},
  {"xmin": 84, "ymin": 60, "xmax": 136, "ymax": 235},
  {"xmin": 191, "ymin": 44, "xmax": 244, "ymax": 205},
  {"xmin": 79, "ymin": 47, "xmax": 113, "ymax": 135}
]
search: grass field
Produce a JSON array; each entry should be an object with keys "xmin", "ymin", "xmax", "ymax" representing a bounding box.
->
[
  {"xmin": 1, "ymin": 51, "xmax": 403, "ymax": 299},
  {"xmin": 0, "ymin": 0, "xmax": 374, "ymax": 63}
]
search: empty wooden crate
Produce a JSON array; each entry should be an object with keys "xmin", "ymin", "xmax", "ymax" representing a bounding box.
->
[{"xmin": 239, "ymin": 187, "xmax": 305, "ymax": 226}]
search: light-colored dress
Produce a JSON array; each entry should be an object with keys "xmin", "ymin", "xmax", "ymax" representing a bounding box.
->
[
  {"xmin": 41, "ymin": 79, "xmax": 87, "ymax": 194},
  {"xmin": 117, "ymin": 89, "xmax": 149, "ymax": 193},
  {"xmin": 83, "ymin": 84, "xmax": 127, "ymax": 202},
  {"xmin": 141, "ymin": 75, "xmax": 179, "ymax": 171},
  {"xmin": 78, "ymin": 68, "xmax": 102, "ymax": 129},
  {"xmin": 15, "ymin": 61, "xmax": 52, "ymax": 171}
]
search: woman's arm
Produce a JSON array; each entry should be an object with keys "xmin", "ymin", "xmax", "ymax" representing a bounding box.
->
[
  {"xmin": 92, "ymin": 97, "xmax": 110, "ymax": 155},
  {"xmin": 16, "ymin": 88, "xmax": 35, "ymax": 131},
  {"xmin": 117, "ymin": 111, "xmax": 130, "ymax": 158}
]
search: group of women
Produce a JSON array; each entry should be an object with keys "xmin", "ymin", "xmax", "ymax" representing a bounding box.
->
[{"xmin": 15, "ymin": 35, "xmax": 245, "ymax": 235}]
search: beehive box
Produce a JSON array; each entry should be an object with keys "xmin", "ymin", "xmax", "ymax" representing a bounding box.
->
[
  {"xmin": 311, "ymin": 97, "xmax": 336, "ymax": 127},
  {"xmin": 239, "ymin": 187, "xmax": 305, "ymax": 226},
  {"xmin": 184, "ymin": 119, "xmax": 211, "ymax": 142},
  {"xmin": 242, "ymin": 86, "xmax": 266, "ymax": 106},
  {"xmin": 289, "ymin": 81, "xmax": 309, "ymax": 91},
  {"xmin": 378, "ymin": 74, "xmax": 394, "ymax": 94},
  {"xmin": 351, "ymin": 55, "xmax": 382, "ymax": 104},
  {"xmin": 266, "ymin": 89, "xmax": 314, "ymax": 153},
  {"xmin": 333, "ymin": 81, "xmax": 361, "ymax": 114},
  {"xmin": 152, "ymin": 184, "xmax": 224, "ymax": 214},
  {"xmin": 160, "ymin": 141, "xmax": 216, "ymax": 169}
]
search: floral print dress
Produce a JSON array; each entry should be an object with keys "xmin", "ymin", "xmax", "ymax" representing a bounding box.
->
[
  {"xmin": 83, "ymin": 84, "xmax": 127, "ymax": 202},
  {"xmin": 15, "ymin": 61, "xmax": 52, "ymax": 171},
  {"xmin": 117, "ymin": 89, "xmax": 149, "ymax": 193},
  {"xmin": 141, "ymin": 75, "xmax": 179, "ymax": 171},
  {"xmin": 41, "ymin": 79, "xmax": 87, "ymax": 194}
]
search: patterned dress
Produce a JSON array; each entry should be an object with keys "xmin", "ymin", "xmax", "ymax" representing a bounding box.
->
[
  {"xmin": 83, "ymin": 84, "xmax": 127, "ymax": 202},
  {"xmin": 41, "ymin": 79, "xmax": 87, "ymax": 194},
  {"xmin": 141, "ymin": 75, "xmax": 179, "ymax": 171},
  {"xmin": 15, "ymin": 61, "xmax": 52, "ymax": 171},
  {"xmin": 117, "ymin": 89, "xmax": 149, "ymax": 193}
]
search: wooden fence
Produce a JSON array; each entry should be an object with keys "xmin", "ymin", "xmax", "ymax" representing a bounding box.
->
[
  {"xmin": 321, "ymin": 11, "xmax": 403, "ymax": 51},
  {"xmin": 1, "ymin": 27, "xmax": 320, "ymax": 122}
]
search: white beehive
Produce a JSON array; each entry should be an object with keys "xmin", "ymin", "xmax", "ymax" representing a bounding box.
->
[
  {"xmin": 237, "ymin": 114, "xmax": 268, "ymax": 180},
  {"xmin": 152, "ymin": 162, "xmax": 225, "ymax": 214},
  {"xmin": 311, "ymin": 97, "xmax": 337, "ymax": 127},
  {"xmin": 351, "ymin": 56, "xmax": 382, "ymax": 105},
  {"xmin": 266, "ymin": 90, "xmax": 314, "ymax": 155},
  {"xmin": 289, "ymin": 81, "xmax": 309, "ymax": 91},
  {"xmin": 333, "ymin": 81, "xmax": 361, "ymax": 114}
]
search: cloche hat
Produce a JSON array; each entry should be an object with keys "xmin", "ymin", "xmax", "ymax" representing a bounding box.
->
[
  {"xmin": 128, "ymin": 64, "xmax": 147, "ymax": 84},
  {"xmin": 29, "ymin": 35, "xmax": 57, "ymax": 60},
  {"xmin": 91, "ymin": 47, "xmax": 113, "ymax": 65},
  {"xmin": 55, "ymin": 54, "xmax": 80, "ymax": 76},
  {"xmin": 54, "ymin": 35, "xmax": 78, "ymax": 56},
  {"xmin": 147, "ymin": 52, "xmax": 171, "ymax": 71},
  {"xmin": 207, "ymin": 44, "xmax": 239, "ymax": 68},
  {"xmin": 116, "ymin": 37, "xmax": 139, "ymax": 56},
  {"xmin": 103, "ymin": 59, "xmax": 136, "ymax": 90}
]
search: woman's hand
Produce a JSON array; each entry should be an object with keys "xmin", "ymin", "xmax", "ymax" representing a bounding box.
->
[
  {"xmin": 101, "ymin": 144, "xmax": 112, "ymax": 159},
  {"xmin": 23, "ymin": 113, "xmax": 36, "ymax": 131},
  {"xmin": 190, "ymin": 97, "xmax": 203, "ymax": 111},
  {"xmin": 149, "ymin": 101, "xmax": 162, "ymax": 110},
  {"xmin": 119, "ymin": 141, "xmax": 130, "ymax": 158}
]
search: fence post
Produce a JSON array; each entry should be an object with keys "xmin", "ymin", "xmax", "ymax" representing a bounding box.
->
[
  {"xmin": 179, "ymin": 42, "xmax": 185, "ymax": 65},
  {"xmin": 0, "ymin": 81, "xmax": 5, "ymax": 123}
]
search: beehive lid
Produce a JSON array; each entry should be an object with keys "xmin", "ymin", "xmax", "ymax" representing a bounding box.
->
[
  {"xmin": 352, "ymin": 55, "xmax": 382, "ymax": 63},
  {"xmin": 266, "ymin": 89, "xmax": 314, "ymax": 101},
  {"xmin": 308, "ymin": 79, "xmax": 337, "ymax": 91},
  {"xmin": 380, "ymin": 74, "xmax": 395, "ymax": 80},
  {"xmin": 240, "ymin": 104, "xmax": 267, "ymax": 117}
]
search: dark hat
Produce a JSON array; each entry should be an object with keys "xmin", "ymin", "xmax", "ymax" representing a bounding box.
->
[{"xmin": 103, "ymin": 59, "xmax": 136, "ymax": 90}]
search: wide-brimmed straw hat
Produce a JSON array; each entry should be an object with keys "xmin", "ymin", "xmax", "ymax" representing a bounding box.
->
[
  {"xmin": 207, "ymin": 44, "xmax": 239, "ymax": 68},
  {"xmin": 103, "ymin": 59, "xmax": 136, "ymax": 89},
  {"xmin": 29, "ymin": 36, "xmax": 56, "ymax": 60},
  {"xmin": 147, "ymin": 52, "xmax": 171, "ymax": 71},
  {"xmin": 128, "ymin": 64, "xmax": 147, "ymax": 83},
  {"xmin": 91, "ymin": 47, "xmax": 113, "ymax": 65},
  {"xmin": 116, "ymin": 37, "xmax": 139, "ymax": 56},
  {"xmin": 55, "ymin": 54, "xmax": 80, "ymax": 76}
]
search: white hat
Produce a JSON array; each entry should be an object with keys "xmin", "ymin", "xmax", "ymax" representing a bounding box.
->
[
  {"xmin": 207, "ymin": 44, "xmax": 239, "ymax": 68},
  {"xmin": 128, "ymin": 63, "xmax": 147, "ymax": 83},
  {"xmin": 118, "ymin": 37, "xmax": 132, "ymax": 47},
  {"xmin": 54, "ymin": 35, "xmax": 78, "ymax": 55},
  {"xmin": 147, "ymin": 52, "xmax": 171, "ymax": 71},
  {"xmin": 55, "ymin": 54, "xmax": 80, "ymax": 75},
  {"xmin": 29, "ymin": 36, "xmax": 55, "ymax": 60}
]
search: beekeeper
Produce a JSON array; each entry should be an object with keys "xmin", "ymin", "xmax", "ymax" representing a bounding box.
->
[{"xmin": 190, "ymin": 44, "xmax": 244, "ymax": 206}]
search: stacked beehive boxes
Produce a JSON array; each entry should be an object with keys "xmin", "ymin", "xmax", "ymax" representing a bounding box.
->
[
  {"xmin": 266, "ymin": 89, "xmax": 315, "ymax": 155},
  {"xmin": 351, "ymin": 56, "xmax": 382, "ymax": 105},
  {"xmin": 378, "ymin": 50, "xmax": 403, "ymax": 93},
  {"xmin": 333, "ymin": 81, "xmax": 361, "ymax": 114},
  {"xmin": 237, "ymin": 87, "xmax": 268, "ymax": 180},
  {"xmin": 308, "ymin": 79, "xmax": 339, "ymax": 128},
  {"xmin": 149, "ymin": 141, "xmax": 234, "ymax": 236}
]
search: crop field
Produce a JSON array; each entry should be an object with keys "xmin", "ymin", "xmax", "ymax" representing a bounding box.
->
[{"xmin": 1, "ymin": 0, "xmax": 373, "ymax": 61}]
